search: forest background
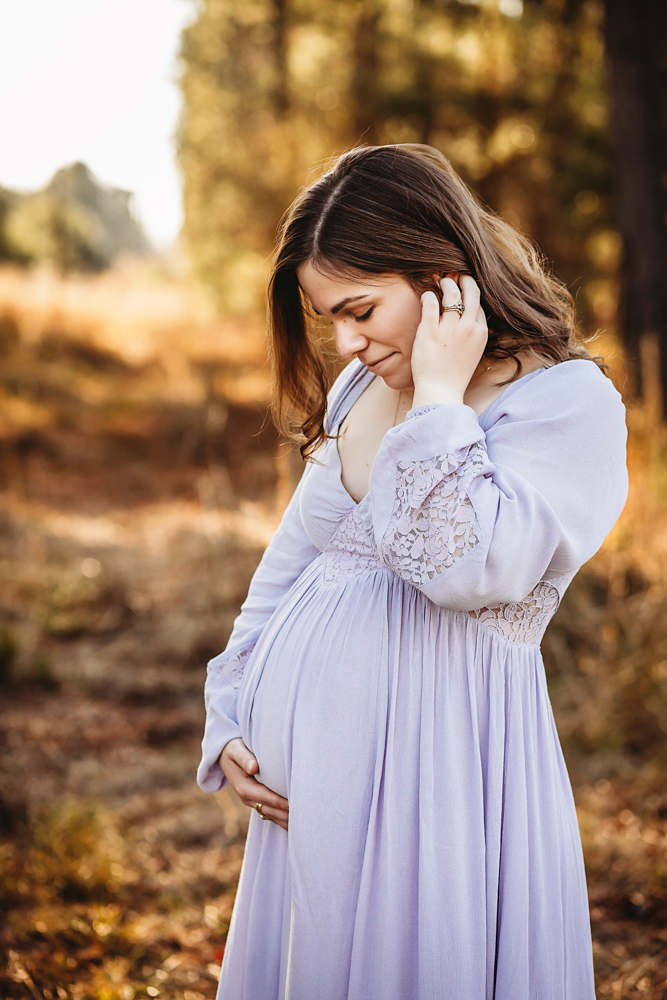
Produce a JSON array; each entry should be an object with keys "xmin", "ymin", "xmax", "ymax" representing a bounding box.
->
[{"xmin": 2, "ymin": 0, "xmax": 667, "ymax": 997}]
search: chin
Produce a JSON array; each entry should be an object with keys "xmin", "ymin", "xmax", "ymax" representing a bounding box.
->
[{"xmin": 382, "ymin": 371, "xmax": 414, "ymax": 391}]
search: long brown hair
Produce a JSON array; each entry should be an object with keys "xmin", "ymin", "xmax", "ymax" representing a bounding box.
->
[{"xmin": 268, "ymin": 143, "xmax": 598, "ymax": 459}]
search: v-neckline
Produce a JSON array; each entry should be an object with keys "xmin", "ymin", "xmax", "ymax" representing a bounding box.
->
[
  {"xmin": 332, "ymin": 364, "xmax": 547, "ymax": 507},
  {"xmin": 333, "ymin": 435, "xmax": 369, "ymax": 508},
  {"xmin": 331, "ymin": 365, "xmax": 375, "ymax": 507}
]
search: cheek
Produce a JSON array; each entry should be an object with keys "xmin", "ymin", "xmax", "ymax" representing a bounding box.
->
[{"xmin": 393, "ymin": 298, "xmax": 422, "ymax": 352}]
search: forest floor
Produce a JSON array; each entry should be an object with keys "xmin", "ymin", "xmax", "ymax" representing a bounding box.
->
[
  {"xmin": 0, "ymin": 265, "xmax": 666, "ymax": 1000},
  {"xmin": 0, "ymin": 492, "xmax": 263, "ymax": 1000}
]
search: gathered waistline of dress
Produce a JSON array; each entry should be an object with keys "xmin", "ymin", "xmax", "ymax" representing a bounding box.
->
[{"xmin": 308, "ymin": 551, "xmax": 559, "ymax": 647}]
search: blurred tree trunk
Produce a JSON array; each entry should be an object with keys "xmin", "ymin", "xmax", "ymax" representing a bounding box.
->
[
  {"xmin": 180, "ymin": 0, "xmax": 615, "ymax": 317},
  {"xmin": 352, "ymin": 3, "xmax": 381, "ymax": 144},
  {"xmin": 603, "ymin": 0, "xmax": 667, "ymax": 407},
  {"xmin": 272, "ymin": 0, "xmax": 289, "ymax": 118}
]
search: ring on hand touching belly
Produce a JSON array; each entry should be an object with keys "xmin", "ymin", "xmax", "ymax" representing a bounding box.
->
[{"xmin": 255, "ymin": 802, "xmax": 268, "ymax": 820}]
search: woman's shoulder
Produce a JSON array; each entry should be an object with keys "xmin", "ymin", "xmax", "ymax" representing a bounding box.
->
[
  {"xmin": 485, "ymin": 358, "xmax": 627, "ymax": 500},
  {"xmin": 542, "ymin": 356, "xmax": 618, "ymax": 390},
  {"xmin": 326, "ymin": 360, "xmax": 371, "ymax": 429},
  {"xmin": 490, "ymin": 358, "xmax": 625, "ymax": 426},
  {"xmin": 328, "ymin": 359, "xmax": 365, "ymax": 396}
]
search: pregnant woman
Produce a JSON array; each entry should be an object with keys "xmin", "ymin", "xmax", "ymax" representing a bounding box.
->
[{"xmin": 198, "ymin": 144, "xmax": 628, "ymax": 999}]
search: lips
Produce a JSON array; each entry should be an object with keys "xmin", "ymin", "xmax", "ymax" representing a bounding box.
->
[{"xmin": 364, "ymin": 352, "xmax": 396, "ymax": 371}]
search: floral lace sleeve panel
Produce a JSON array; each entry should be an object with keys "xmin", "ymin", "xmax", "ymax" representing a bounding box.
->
[
  {"xmin": 215, "ymin": 644, "xmax": 255, "ymax": 691},
  {"xmin": 370, "ymin": 374, "xmax": 627, "ymax": 614},
  {"xmin": 197, "ymin": 642, "xmax": 258, "ymax": 792},
  {"xmin": 381, "ymin": 442, "xmax": 487, "ymax": 587},
  {"xmin": 378, "ymin": 435, "xmax": 570, "ymax": 645}
]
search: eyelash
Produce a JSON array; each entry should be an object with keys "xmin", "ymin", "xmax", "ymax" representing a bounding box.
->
[{"xmin": 355, "ymin": 307, "xmax": 374, "ymax": 323}]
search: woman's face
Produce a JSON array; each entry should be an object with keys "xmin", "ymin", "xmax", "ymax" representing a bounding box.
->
[{"xmin": 297, "ymin": 261, "xmax": 423, "ymax": 391}]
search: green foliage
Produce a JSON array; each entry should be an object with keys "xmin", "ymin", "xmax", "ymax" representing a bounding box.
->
[
  {"xmin": 179, "ymin": 0, "xmax": 617, "ymax": 323},
  {"xmin": 0, "ymin": 187, "xmax": 25, "ymax": 264},
  {"xmin": 545, "ymin": 406, "xmax": 667, "ymax": 772},
  {"xmin": 29, "ymin": 802, "xmax": 117, "ymax": 897},
  {"xmin": 28, "ymin": 653, "xmax": 60, "ymax": 691},
  {"xmin": 1, "ymin": 799, "xmax": 242, "ymax": 997},
  {"xmin": 0, "ymin": 163, "xmax": 149, "ymax": 274},
  {"xmin": 0, "ymin": 628, "xmax": 18, "ymax": 685},
  {"xmin": 5, "ymin": 193, "xmax": 109, "ymax": 273}
]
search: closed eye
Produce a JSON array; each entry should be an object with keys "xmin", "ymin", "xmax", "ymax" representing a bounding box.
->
[{"xmin": 355, "ymin": 306, "xmax": 374, "ymax": 323}]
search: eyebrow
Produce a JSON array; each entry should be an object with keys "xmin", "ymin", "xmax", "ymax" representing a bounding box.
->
[
  {"xmin": 331, "ymin": 294, "xmax": 369, "ymax": 314},
  {"xmin": 312, "ymin": 294, "xmax": 370, "ymax": 317}
]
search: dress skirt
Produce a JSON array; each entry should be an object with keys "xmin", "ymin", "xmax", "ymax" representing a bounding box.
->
[
  {"xmin": 221, "ymin": 555, "xmax": 593, "ymax": 1000},
  {"xmin": 198, "ymin": 359, "xmax": 628, "ymax": 1000}
]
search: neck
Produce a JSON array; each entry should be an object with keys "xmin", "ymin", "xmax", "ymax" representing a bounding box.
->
[
  {"xmin": 471, "ymin": 363, "xmax": 490, "ymax": 384},
  {"xmin": 392, "ymin": 387, "xmax": 414, "ymax": 426}
]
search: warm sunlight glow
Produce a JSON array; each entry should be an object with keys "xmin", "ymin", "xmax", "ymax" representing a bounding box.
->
[{"xmin": 0, "ymin": 0, "xmax": 194, "ymax": 247}]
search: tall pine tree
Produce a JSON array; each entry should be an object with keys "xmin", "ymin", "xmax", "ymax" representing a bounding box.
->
[
  {"xmin": 179, "ymin": 0, "xmax": 615, "ymax": 340},
  {"xmin": 603, "ymin": 0, "xmax": 667, "ymax": 407}
]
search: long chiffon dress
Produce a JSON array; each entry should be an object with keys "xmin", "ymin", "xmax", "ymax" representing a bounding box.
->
[{"xmin": 198, "ymin": 357, "xmax": 628, "ymax": 1000}]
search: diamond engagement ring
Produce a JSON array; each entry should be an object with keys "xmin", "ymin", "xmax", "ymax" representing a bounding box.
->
[{"xmin": 443, "ymin": 300, "xmax": 465, "ymax": 316}]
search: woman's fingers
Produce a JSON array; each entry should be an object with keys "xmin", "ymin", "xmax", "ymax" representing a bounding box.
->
[
  {"xmin": 225, "ymin": 736, "xmax": 259, "ymax": 775},
  {"xmin": 241, "ymin": 775, "xmax": 290, "ymax": 832},
  {"xmin": 441, "ymin": 275, "xmax": 462, "ymax": 309},
  {"xmin": 411, "ymin": 271, "xmax": 487, "ymax": 408},
  {"xmin": 230, "ymin": 763, "xmax": 289, "ymax": 811},
  {"xmin": 253, "ymin": 800, "xmax": 289, "ymax": 826},
  {"xmin": 258, "ymin": 806, "xmax": 288, "ymax": 832},
  {"xmin": 245, "ymin": 781, "xmax": 289, "ymax": 813},
  {"xmin": 420, "ymin": 289, "xmax": 440, "ymax": 331},
  {"xmin": 219, "ymin": 738, "xmax": 289, "ymax": 831},
  {"xmin": 459, "ymin": 274, "xmax": 481, "ymax": 319},
  {"xmin": 441, "ymin": 273, "xmax": 485, "ymax": 339}
]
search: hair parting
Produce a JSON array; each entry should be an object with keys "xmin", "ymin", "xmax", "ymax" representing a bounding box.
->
[{"xmin": 267, "ymin": 144, "xmax": 604, "ymax": 460}]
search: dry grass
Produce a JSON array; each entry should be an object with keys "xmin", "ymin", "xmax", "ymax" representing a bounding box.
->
[
  {"xmin": 0, "ymin": 263, "xmax": 280, "ymax": 999},
  {"xmin": 0, "ymin": 490, "xmax": 274, "ymax": 998},
  {"xmin": 0, "ymin": 265, "xmax": 666, "ymax": 998},
  {"xmin": 540, "ymin": 398, "xmax": 667, "ymax": 998},
  {"xmin": 0, "ymin": 259, "xmax": 270, "ymax": 403}
]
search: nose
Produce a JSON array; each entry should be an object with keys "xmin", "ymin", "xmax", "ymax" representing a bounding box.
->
[{"xmin": 334, "ymin": 320, "xmax": 369, "ymax": 360}]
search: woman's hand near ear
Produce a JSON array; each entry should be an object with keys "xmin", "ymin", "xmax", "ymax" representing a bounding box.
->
[{"xmin": 411, "ymin": 273, "xmax": 488, "ymax": 410}]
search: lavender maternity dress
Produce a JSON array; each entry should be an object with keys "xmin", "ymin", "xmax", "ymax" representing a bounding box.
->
[{"xmin": 198, "ymin": 358, "xmax": 627, "ymax": 1000}]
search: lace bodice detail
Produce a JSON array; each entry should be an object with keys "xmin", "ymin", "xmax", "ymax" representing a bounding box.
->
[
  {"xmin": 381, "ymin": 444, "xmax": 486, "ymax": 587},
  {"xmin": 320, "ymin": 443, "xmax": 561, "ymax": 644},
  {"xmin": 213, "ymin": 644, "xmax": 254, "ymax": 691},
  {"xmin": 324, "ymin": 502, "xmax": 384, "ymax": 583},
  {"xmin": 466, "ymin": 580, "xmax": 561, "ymax": 644}
]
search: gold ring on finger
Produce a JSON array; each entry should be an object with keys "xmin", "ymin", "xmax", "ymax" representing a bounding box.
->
[
  {"xmin": 443, "ymin": 300, "xmax": 465, "ymax": 316},
  {"xmin": 255, "ymin": 802, "xmax": 268, "ymax": 820}
]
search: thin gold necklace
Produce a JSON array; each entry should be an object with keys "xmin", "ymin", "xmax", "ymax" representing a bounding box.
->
[
  {"xmin": 393, "ymin": 389, "xmax": 412, "ymax": 427},
  {"xmin": 469, "ymin": 362, "xmax": 493, "ymax": 386},
  {"xmin": 392, "ymin": 363, "xmax": 494, "ymax": 428}
]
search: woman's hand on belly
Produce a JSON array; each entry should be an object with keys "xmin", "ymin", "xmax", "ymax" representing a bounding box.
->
[{"xmin": 219, "ymin": 738, "xmax": 289, "ymax": 831}]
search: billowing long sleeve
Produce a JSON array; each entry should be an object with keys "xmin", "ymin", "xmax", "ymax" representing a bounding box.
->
[
  {"xmin": 197, "ymin": 467, "xmax": 319, "ymax": 791},
  {"xmin": 370, "ymin": 360, "xmax": 627, "ymax": 611}
]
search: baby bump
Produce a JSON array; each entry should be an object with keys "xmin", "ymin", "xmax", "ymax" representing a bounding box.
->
[
  {"xmin": 243, "ymin": 651, "xmax": 293, "ymax": 800},
  {"xmin": 238, "ymin": 575, "xmax": 398, "ymax": 805},
  {"xmin": 235, "ymin": 565, "xmax": 338, "ymax": 800}
]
